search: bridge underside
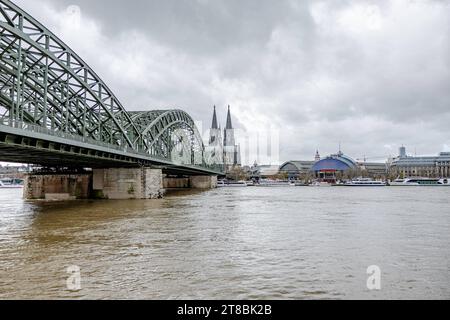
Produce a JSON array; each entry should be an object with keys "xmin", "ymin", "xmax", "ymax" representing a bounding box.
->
[{"xmin": 0, "ymin": 127, "xmax": 217, "ymax": 176}]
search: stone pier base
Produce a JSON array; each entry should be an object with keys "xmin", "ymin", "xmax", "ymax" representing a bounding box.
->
[
  {"xmin": 189, "ymin": 176, "xmax": 218, "ymax": 189},
  {"xmin": 163, "ymin": 176, "xmax": 190, "ymax": 189},
  {"xmin": 23, "ymin": 174, "xmax": 91, "ymax": 200},
  {"xmin": 23, "ymin": 170, "xmax": 215, "ymax": 200},
  {"xmin": 93, "ymin": 168, "xmax": 163, "ymax": 199}
]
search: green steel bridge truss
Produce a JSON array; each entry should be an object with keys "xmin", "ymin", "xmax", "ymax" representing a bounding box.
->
[{"xmin": 0, "ymin": 0, "xmax": 222, "ymax": 175}]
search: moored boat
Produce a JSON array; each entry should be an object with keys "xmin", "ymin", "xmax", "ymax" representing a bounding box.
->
[
  {"xmin": 340, "ymin": 178, "xmax": 387, "ymax": 187},
  {"xmin": 0, "ymin": 178, "xmax": 24, "ymax": 189},
  {"xmin": 309, "ymin": 181, "xmax": 333, "ymax": 187},
  {"xmin": 389, "ymin": 177, "xmax": 450, "ymax": 186},
  {"xmin": 217, "ymin": 180, "xmax": 248, "ymax": 187},
  {"xmin": 256, "ymin": 179, "xmax": 291, "ymax": 187},
  {"xmin": 289, "ymin": 181, "xmax": 309, "ymax": 186}
]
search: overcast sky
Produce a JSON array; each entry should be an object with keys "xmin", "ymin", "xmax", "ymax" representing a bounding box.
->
[{"xmin": 12, "ymin": 0, "xmax": 450, "ymax": 164}]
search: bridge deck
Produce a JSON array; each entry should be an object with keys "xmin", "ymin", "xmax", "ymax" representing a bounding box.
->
[{"xmin": 0, "ymin": 124, "xmax": 222, "ymax": 176}]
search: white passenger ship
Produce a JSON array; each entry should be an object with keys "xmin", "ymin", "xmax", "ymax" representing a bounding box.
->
[
  {"xmin": 309, "ymin": 181, "xmax": 333, "ymax": 187},
  {"xmin": 0, "ymin": 178, "xmax": 24, "ymax": 189},
  {"xmin": 256, "ymin": 179, "xmax": 291, "ymax": 187},
  {"xmin": 341, "ymin": 178, "xmax": 387, "ymax": 187},
  {"xmin": 390, "ymin": 177, "xmax": 450, "ymax": 186},
  {"xmin": 217, "ymin": 180, "xmax": 248, "ymax": 187}
]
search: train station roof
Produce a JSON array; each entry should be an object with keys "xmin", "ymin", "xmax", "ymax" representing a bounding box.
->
[{"xmin": 311, "ymin": 154, "xmax": 356, "ymax": 172}]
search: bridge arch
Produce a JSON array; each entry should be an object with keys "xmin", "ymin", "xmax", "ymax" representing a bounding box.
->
[
  {"xmin": 129, "ymin": 110, "xmax": 206, "ymax": 165},
  {"xmin": 0, "ymin": 0, "xmax": 145, "ymax": 150},
  {"xmin": 0, "ymin": 0, "xmax": 219, "ymax": 173}
]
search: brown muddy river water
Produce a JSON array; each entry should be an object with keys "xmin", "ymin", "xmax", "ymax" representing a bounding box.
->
[{"xmin": 0, "ymin": 187, "xmax": 449, "ymax": 299}]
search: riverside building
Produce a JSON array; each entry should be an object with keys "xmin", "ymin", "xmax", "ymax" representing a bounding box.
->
[
  {"xmin": 279, "ymin": 161, "xmax": 315, "ymax": 179},
  {"xmin": 311, "ymin": 150, "xmax": 357, "ymax": 182},
  {"xmin": 389, "ymin": 146, "xmax": 450, "ymax": 177},
  {"xmin": 280, "ymin": 149, "xmax": 387, "ymax": 181}
]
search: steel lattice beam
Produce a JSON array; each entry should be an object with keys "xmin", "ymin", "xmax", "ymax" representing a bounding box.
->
[{"xmin": 0, "ymin": 0, "xmax": 223, "ymax": 175}]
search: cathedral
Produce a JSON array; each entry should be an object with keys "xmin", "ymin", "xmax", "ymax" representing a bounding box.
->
[{"xmin": 208, "ymin": 106, "xmax": 241, "ymax": 171}]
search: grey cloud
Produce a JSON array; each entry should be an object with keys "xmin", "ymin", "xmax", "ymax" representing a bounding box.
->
[
  {"xmin": 12, "ymin": 0, "xmax": 450, "ymax": 163},
  {"xmin": 44, "ymin": 0, "xmax": 313, "ymax": 55}
]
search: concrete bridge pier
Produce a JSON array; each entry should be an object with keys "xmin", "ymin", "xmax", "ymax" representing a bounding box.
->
[
  {"xmin": 162, "ymin": 175, "xmax": 218, "ymax": 190},
  {"xmin": 23, "ymin": 169, "xmax": 217, "ymax": 200},
  {"xmin": 92, "ymin": 168, "xmax": 164, "ymax": 200},
  {"xmin": 163, "ymin": 176, "xmax": 190, "ymax": 189},
  {"xmin": 189, "ymin": 175, "xmax": 218, "ymax": 189},
  {"xmin": 23, "ymin": 173, "xmax": 91, "ymax": 200}
]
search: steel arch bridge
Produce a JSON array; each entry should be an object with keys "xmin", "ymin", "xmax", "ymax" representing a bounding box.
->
[{"xmin": 0, "ymin": 0, "xmax": 222, "ymax": 175}]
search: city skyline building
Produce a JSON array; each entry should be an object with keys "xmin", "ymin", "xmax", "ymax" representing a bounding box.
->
[
  {"xmin": 390, "ymin": 146, "xmax": 450, "ymax": 177},
  {"xmin": 208, "ymin": 106, "xmax": 241, "ymax": 171}
]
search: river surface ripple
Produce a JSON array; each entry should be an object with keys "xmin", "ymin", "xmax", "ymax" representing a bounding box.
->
[{"xmin": 0, "ymin": 187, "xmax": 449, "ymax": 299}]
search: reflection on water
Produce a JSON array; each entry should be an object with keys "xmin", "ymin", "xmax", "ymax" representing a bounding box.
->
[{"xmin": 0, "ymin": 187, "xmax": 449, "ymax": 299}]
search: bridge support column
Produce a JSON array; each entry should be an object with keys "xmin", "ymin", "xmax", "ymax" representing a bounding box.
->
[
  {"xmin": 163, "ymin": 176, "xmax": 190, "ymax": 189},
  {"xmin": 189, "ymin": 176, "xmax": 218, "ymax": 189},
  {"xmin": 92, "ymin": 168, "xmax": 164, "ymax": 199},
  {"xmin": 23, "ymin": 174, "xmax": 91, "ymax": 200}
]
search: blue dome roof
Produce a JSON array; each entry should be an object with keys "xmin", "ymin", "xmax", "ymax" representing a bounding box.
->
[{"xmin": 312, "ymin": 154, "xmax": 356, "ymax": 172}]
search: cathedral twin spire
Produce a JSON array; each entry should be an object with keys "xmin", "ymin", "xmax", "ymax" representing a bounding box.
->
[
  {"xmin": 211, "ymin": 105, "xmax": 218, "ymax": 130},
  {"xmin": 225, "ymin": 105, "xmax": 233, "ymax": 130},
  {"xmin": 208, "ymin": 105, "xmax": 240, "ymax": 168},
  {"xmin": 211, "ymin": 105, "xmax": 233, "ymax": 130}
]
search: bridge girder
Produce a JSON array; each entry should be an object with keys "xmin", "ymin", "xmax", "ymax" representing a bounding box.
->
[{"xmin": 0, "ymin": 0, "xmax": 222, "ymax": 174}]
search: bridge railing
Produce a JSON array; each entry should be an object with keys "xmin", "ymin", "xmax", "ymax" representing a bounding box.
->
[
  {"xmin": 0, "ymin": 117, "xmax": 132, "ymax": 151},
  {"xmin": 0, "ymin": 118, "xmax": 223, "ymax": 173}
]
